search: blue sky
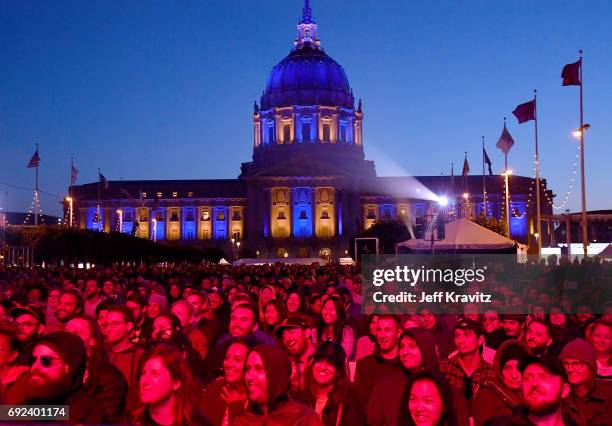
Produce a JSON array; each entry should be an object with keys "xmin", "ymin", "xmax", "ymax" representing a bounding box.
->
[{"xmin": 1, "ymin": 0, "xmax": 610, "ymax": 217}]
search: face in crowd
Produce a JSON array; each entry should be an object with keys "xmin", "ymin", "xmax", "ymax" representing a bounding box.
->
[
  {"xmin": 549, "ymin": 307, "xmax": 567, "ymax": 327},
  {"xmin": 84, "ymin": 280, "xmax": 99, "ymax": 299},
  {"xmin": 483, "ymin": 310, "xmax": 501, "ymax": 333},
  {"xmin": 408, "ymin": 378, "xmax": 444, "ymax": 426},
  {"xmin": 29, "ymin": 345, "xmax": 70, "ymax": 398},
  {"xmin": 502, "ymin": 319, "xmax": 522, "ymax": 338},
  {"xmin": 102, "ymin": 281, "xmax": 116, "ymax": 297},
  {"xmin": 321, "ymin": 298, "xmax": 339, "ymax": 326},
  {"xmin": 56, "ymin": 293, "xmax": 81, "ymax": 323},
  {"xmin": 152, "ymin": 316, "xmax": 176, "ymax": 339},
  {"xmin": 126, "ymin": 300, "xmax": 146, "ymax": 325},
  {"xmin": 264, "ymin": 303, "xmax": 280, "ymax": 326},
  {"xmin": 525, "ymin": 321, "xmax": 552, "ymax": 355},
  {"xmin": 65, "ymin": 318, "xmax": 95, "ymax": 356},
  {"xmin": 229, "ymin": 306, "xmax": 257, "ymax": 338},
  {"xmin": 286, "ymin": 293, "xmax": 301, "ymax": 314},
  {"xmin": 147, "ymin": 302, "xmax": 162, "ymax": 319},
  {"xmin": 501, "ymin": 359, "xmax": 522, "ymax": 391},
  {"xmin": 47, "ymin": 289, "xmax": 61, "ymax": 310},
  {"xmin": 376, "ymin": 317, "xmax": 401, "ymax": 355},
  {"xmin": 282, "ymin": 327, "xmax": 309, "ymax": 357},
  {"xmin": 311, "ymin": 358, "xmax": 337, "ymax": 388},
  {"xmin": 139, "ymin": 356, "xmax": 181, "ymax": 406},
  {"xmin": 186, "ymin": 293, "xmax": 208, "ymax": 318},
  {"xmin": 171, "ymin": 302, "xmax": 193, "ymax": 330},
  {"xmin": 454, "ymin": 328, "xmax": 481, "ymax": 356},
  {"xmin": 244, "ymin": 351, "xmax": 268, "ymax": 406},
  {"xmin": 223, "ymin": 342, "xmax": 248, "ymax": 385},
  {"xmin": 418, "ymin": 309, "xmax": 437, "ymax": 331},
  {"xmin": 14, "ymin": 313, "xmax": 44, "ymax": 344},
  {"xmin": 562, "ymin": 358, "xmax": 592, "ymax": 387},
  {"xmin": 522, "ymin": 363, "xmax": 569, "ymax": 416},
  {"xmin": 588, "ymin": 323, "xmax": 612, "ymax": 355},
  {"xmin": 104, "ymin": 311, "xmax": 133, "ymax": 345},
  {"xmin": 399, "ymin": 335, "xmax": 423, "ymax": 372}
]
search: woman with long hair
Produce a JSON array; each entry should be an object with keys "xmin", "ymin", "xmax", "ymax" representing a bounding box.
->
[
  {"xmin": 316, "ymin": 296, "xmax": 355, "ymax": 360},
  {"xmin": 397, "ymin": 371, "xmax": 460, "ymax": 426},
  {"xmin": 132, "ymin": 344, "xmax": 207, "ymax": 426},
  {"xmin": 294, "ymin": 341, "xmax": 362, "ymax": 426},
  {"xmin": 262, "ymin": 299, "xmax": 286, "ymax": 336}
]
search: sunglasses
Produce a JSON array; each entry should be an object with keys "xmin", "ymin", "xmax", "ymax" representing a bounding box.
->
[{"xmin": 30, "ymin": 355, "xmax": 62, "ymax": 368}]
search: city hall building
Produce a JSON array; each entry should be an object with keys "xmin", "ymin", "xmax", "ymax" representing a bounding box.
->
[{"xmin": 70, "ymin": 2, "xmax": 553, "ymax": 258}]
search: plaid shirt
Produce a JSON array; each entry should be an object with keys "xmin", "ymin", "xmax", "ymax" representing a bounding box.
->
[{"xmin": 440, "ymin": 355, "xmax": 495, "ymax": 399}]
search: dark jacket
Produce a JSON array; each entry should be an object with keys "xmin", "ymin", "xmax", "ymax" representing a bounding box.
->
[
  {"xmin": 198, "ymin": 377, "xmax": 246, "ymax": 426},
  {"xmin": 294, "ymin": 384, "xmax": 363, "ymax": 426},
  {"xmin": 354, "ymin": 348, "xmax": 402, "ymax": 413},
  {"xmin": 76, "ymin": 360, "xmax": 128, "ymax": 424},
  {"xmin": 473, "ymin": 340, "xmax": 525, "ymax": 426},
  {"xmin": 367, "ymin": 328, "xmax": 439, "ymax": 426},
  {"xmin": 108, "ymin": 343, "xmax": 144, "ymax": 388},
  {"xmin": 484, "ymin": 406, "xmax": 578, "ymax": 426},
  {"xmin": 131, "ymin": 406, "xmax": 211, "ymax": 426},
  {"xmin": 233, "ymin": 344, "xmax": 322, "ymax": 426},
  {"xmin": 563, "ymin": 380, "xmax": 612, "ymax": 426}
]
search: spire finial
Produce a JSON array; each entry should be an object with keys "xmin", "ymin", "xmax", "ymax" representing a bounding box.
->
[{"xmin": 301, "ymin": 0, "xmax": 312, "ymax": 24}]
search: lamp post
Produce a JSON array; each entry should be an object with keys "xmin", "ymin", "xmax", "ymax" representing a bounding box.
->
[
  {"xmin": 573, "ymin": 124, "xmax": 590, "ymax": 256},
  {"xmin": 116, "ymin": 209, "xmax": 123, "ymax": 233},
  {"xmin": 462, "ymin": 192, "xmax": 469, "ymax": 219},
  {"xmin": 65, "ymin": 197, "xmax": 73, "ymax": 227},
  {"xmin": 152, "ymin": 218, "xmax": 157, "ymax": 242},
  {"xmin": 236, "ymin": 241, "xmax": 241, "ymax": 259},
  {"xmin": 502, "ymin": 170, "xmax": 513, "ymax": 239}
]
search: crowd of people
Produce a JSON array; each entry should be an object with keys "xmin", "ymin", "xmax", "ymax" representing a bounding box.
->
[{"xmin": 0, "ymin": 257, "xmax": 610, "ymax": 425}]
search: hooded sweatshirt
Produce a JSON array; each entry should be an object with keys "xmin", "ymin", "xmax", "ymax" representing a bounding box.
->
[
  {"xmin": 233, "ymin": 344, "xmax": 323, "ymax": 426},
  {"xmin": 473, "ymin": 339, "xmax": 527, "ymax": 426},
  {"xmin": 367, "ymin": 328, "xmax": 440, "ymax": 426}
]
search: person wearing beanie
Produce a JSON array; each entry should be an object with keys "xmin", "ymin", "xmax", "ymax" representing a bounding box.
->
[
  {"xmin": 234, "ymin": 343, "xmax": 323, "ymax": 426},
  {"xmin": 147, "ymin": 292, "xmax": 169, "ymax": 320},
  {"xmin": 2, "ymin": 331, "xmax": 97, "ymax": 424},
  {"xmin": 560, "ymin": 338, "xmax": 612, "ymax": 426},
  {"xmin": 294, "ymin": 341, "xmax": 363, "ymax": 426},
  {"xmin": 473, "ymin": 340, "xmax": 528, "ymax": 426}
]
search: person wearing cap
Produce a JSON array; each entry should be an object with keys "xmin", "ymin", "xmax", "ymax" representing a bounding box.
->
[
  {"xmin": 560, "ymin": 338, "xmax": 612, "ymax": 426},
  {"xmin": 484, "ymin": 355, "xmax": 575, "ymax": 426},
  {"xmin": 473, "ymin": 340, "xmax": 528, "ymax": 426},
  {"xmin": 3, "ymin": 331, "xmax": 97, "ymax": 423},
  {"xmin": 276, "ymin": 316, "xmax": 316, "ymax": 395},
  {"xmin": 294, "ymin": 341, "xmax": 363, "ymax": 426},
  {"xmin": 234, "ymin": 343, "xmax": 323, "ymax": 426},
  {"xmin": 440, "ymin": 318, "xmax": 495, "ymax": 415},
  {"xmin": 10, "ymin": 304, "xmax": 45, "ymax": 349}
]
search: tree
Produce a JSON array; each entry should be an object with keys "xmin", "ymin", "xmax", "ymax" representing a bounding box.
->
[{"xmin": 350, "ymin": 218, "xmax": 411, "ymax": 256}]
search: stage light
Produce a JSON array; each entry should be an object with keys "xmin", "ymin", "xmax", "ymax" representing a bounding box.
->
[{"xmin": 438, "ymin": 196, "xmax": 449, "ymax": 206}]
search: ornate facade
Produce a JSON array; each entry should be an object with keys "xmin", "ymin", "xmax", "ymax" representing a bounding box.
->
[{"xmin": 70, "ymin": 1, "xmax": 553, "ymax": 258}]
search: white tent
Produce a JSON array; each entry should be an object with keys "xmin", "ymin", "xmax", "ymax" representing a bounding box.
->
[
  {"xmin": 598, "ymin": 244, "xmax": 612, "ymax": 258},
  {"xmin": 232, "ymin": 257, "xmax": 328, "ymax": 266},
  {"xmin": 218, "ymin": 258, "xmax": 231, "ymax": 265},
  {"xmin": 396, "ymin": 218, "xmax": 516, "ymax": 253}
]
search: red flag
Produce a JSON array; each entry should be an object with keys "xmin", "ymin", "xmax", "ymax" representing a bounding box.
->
[
  {"xmin": 27, "ymin": 150, "xmax": 40, "ymax": 168},
  {"xmin": 512, "ymin": 100, "xmax": 536, "ymax": 124},
  {"xmin": 562, "ymin": 60, "xmax": 581, "ymax": 86}
]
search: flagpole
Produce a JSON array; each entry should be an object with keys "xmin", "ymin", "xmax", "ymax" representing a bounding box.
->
[
  {"xmin": 578, "ymin": 50, "xmax": 588, "ymax": 256},
  {"xmin": 534, "ymin": 89, "xmax": 542, "ymax": 254},
  {"xmin": 97, "ymin": 168, "xmax": 101, "ymax": 232},
  {"xmin": 482, "ymin": 136, "xmax": 487, "ymax": 217},
  {"xmin": 34, "ymin": 143, "xmax": 39, "ymax": 226}
]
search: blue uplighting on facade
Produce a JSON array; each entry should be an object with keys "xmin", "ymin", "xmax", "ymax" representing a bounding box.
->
[
  {"xmin": 152, "ymin": 208, "xmax": 165, "ymax": 241},
  {"xmin": 510, "ymin": 202, "xmax": 527, "ymax": 238},
  {"xmin": 379, "ymin": 204, "xmax": 396, "ymax": 219},
  {"xmin": 182, "ymin": 207, "xmax": 196, "ymax": 240},
  {"xmin": 292, "ymin": 187, "xmax": 313, "ymax": 238},
  {"xmin": 213, "ymin": 206, "xmax": 228, "ymax": 240}
]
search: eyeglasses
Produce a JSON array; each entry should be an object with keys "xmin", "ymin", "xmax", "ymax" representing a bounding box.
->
[
  {"xmin": 30, "ymin": 355, "xmax": 62, "ymax": 368},
  {"xmin": 563, "ymin": 361, "xmax": 587, "ymax": 370}
]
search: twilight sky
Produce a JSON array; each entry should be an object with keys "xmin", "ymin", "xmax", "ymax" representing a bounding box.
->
[{"xmin": 1, "ymin": 0, "xmax": 611, "ymax": 217}]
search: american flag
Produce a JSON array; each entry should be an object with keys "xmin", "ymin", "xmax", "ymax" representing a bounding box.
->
[{"xmin": 27, "ymin": 150, "xmax": 40, "ymax": 168}]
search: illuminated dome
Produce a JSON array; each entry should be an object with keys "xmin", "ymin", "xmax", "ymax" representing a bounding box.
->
[{"xmin": 261, "ymin": 46, "xmax": 354, "ymax": 110}]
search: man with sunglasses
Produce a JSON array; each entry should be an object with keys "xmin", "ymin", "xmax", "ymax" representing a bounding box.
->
[
  {"xmin": 560, "ymin": 338, "xmax": 612, "ymax": 426},
  {"xmin": 2, "ymin": 332, "xmax": 96, "ymax": 423}
]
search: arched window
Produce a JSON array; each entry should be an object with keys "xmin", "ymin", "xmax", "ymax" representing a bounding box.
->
[{"xmin": 267, "ymin": 120, "xmax": 275, "ymax": 144}]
